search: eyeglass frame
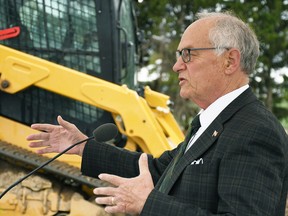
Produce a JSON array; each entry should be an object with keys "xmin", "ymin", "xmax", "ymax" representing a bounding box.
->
[{"xmin": 176, "ymin": 47, "xmax": 230, "ymax": 63}]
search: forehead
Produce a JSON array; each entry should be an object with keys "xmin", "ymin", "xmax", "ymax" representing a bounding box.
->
[{"xmin": 178, "ymin": 18, "xmax": 214, "ymax": 49}]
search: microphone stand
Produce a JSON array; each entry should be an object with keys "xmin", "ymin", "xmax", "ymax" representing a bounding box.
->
[{"xmin": 0, "ymin": 136, "xmax": 93, "ymax": 199}]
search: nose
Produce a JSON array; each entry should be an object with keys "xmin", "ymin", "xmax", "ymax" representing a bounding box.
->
[{"xmin": 172, "ymin": 57, "xmax": 186, "ymax": 73}]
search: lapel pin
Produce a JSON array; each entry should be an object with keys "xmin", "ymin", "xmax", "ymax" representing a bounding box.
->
[{"xmin": 212, "ymin": 130, "xmax": 218, "ymax": 137}]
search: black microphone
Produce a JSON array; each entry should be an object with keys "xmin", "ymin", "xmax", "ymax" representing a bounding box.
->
[
  {"xmin": 93, "ymin": 123, "xmax": 118, "ymax": 142},
  {"xmin": 0, "ymin": 123, "xmax": 118, "ymax": 199}
]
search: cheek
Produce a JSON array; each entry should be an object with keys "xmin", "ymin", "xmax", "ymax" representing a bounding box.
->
[
  {"xmin": 186, "ymin": 63, "xmax": 222, "ymax": 96},
  {"xmin": 186, "ymin": 67, "xmax": 211, "ymax": 90}
]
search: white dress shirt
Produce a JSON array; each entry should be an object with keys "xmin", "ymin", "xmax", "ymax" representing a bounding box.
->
[{"xmin": 185, "ymin": 84, "xmax": 249, "ymax": 152}]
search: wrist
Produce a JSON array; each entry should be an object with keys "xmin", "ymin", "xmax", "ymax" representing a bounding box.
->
[{"xmin": 78, "ymin": 142, "xmax": 86, "ymax": 156}]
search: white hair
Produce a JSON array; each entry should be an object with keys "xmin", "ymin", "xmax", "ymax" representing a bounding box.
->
[{"xmin": 196, "ymin": 11, "xmax": 260, "ymax": 75}]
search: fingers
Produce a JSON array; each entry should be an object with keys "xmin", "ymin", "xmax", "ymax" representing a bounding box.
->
[
  {"xmin": 95, "ymin": 194, "xmax": 115, "ymax": 205},
  {"xmin": 93, "ymin": 186, "xmax": 116, "ymax": 197},
  {"xmin": 34, "ymin": 146, "xmax": 55, "ymax": 154},
  {"xmin": 104, "ymin": 203, "xmax": 123, "ymax": 214},
  {"xmin": 27, "ymin": 135, "xmax": 53, "ymax": 154},
  {"xmin": 94, "ymin": 189, "xmax": 125, "ymax": 214},
  {"xmin": 28, "ymin": 115, "xmax": 70, "ymax": 133},
  {"xmin": 28, "ymin": 140, "xmax": 47, "ymax": 148},
  {"xmin": 95, "ymin": 196, "xmax": 122, "ymax": 214},
  {"xmin": 94, "ymin": 155, "xmax": 152, "ymax": 215},
  {"xmin": 27, "ymin": 132, "xmax": 50, "ymax": 152},
  {"xmin": 98, "ymin": 173, "xmax": 125, "ymax": 186},
  {"xmin": 30, "ymin": 123, "xmax": 57, "ymax": 133},
  {"xmin": 28, "ymin": 140, "xmax": 55, "ymax": 154},
  {"xmin": 27, "ymin": 132, "xmax": 49, "ymax": 142},
  {"xmin": 27, "ymin": 122, "xmax": 55, "ymax": 151}
]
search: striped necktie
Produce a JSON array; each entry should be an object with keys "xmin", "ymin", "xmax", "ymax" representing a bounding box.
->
[{"xmin": 158, "ymin": 115, "xmax": 201, "ymax": 193}]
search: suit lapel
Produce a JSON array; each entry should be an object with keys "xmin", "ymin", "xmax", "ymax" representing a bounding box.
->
[
  {"xmin": 163, "ymin": 119, "xmax": 223, "ymax": 192},
  {"xmin": 160, "ymin": 87, "xmax": 258, "ymax": 193},
  {"xmin": 182, "ymin": 120, "xmax": 223, "ymax": 165}
]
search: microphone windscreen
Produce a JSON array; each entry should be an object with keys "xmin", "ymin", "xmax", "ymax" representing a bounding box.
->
[{"xmin": 93, "ymin": 123, "xmax": 118, "ymax": 142}]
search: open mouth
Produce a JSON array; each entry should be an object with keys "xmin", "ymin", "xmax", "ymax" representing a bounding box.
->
[{"xmin": 179, "ymin": 77, "xmax": 186, "ymax": 85}]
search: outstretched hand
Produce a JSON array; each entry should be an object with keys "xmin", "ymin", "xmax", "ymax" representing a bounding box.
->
[
  {"xmin": 26, "ymin": 115, "xmax": 87, "ymax": 156},
  {"xmin": 94, "ymin": 153, "xmax": 154, "ymax": 215}
]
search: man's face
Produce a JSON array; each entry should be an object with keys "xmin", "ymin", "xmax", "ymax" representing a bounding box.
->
[{"xmin": 173, "ymin": 19, "xmax": 227, "ymax": 109}]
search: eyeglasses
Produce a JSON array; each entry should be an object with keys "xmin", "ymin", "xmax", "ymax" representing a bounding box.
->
[{"xmin": 176, "ymin": 47, "xmax": 229, "ymax": 63}]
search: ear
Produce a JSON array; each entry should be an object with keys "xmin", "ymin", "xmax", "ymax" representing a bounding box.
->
[{"xmin": 224, "ymin": 48, "xmax": 241, "ymax": 75}]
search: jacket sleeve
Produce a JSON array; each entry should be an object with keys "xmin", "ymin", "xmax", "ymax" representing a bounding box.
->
[
  {"xmin": 81, "ymin": 140, "xmax": 141, "ymax": 178},
  {"xmin": 81, "ymin": 139, "xmax": 180, "ymax": 184}
]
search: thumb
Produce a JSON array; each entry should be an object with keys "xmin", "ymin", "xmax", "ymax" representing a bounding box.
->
[
  {"xmin": 139, "ymin": 153, "xmax": 150, "ymax": 175},
  {"xmin": 57, "ymin": 115, "xmax": 75, "ymax": 131}
]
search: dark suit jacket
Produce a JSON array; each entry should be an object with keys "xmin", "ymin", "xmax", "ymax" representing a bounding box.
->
[{"xmin": 81, "ymin": 88, "xmax": 288, "ymax": 216}]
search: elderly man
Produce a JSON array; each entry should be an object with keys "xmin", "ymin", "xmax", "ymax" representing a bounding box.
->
[{"xmin": 28, "ymin": 11, "xmax": 288, "ymax": 216}]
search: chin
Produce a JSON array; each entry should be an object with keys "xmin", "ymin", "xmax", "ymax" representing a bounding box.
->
[{"xmin": 179, "ymin": 91, "xmax": 189, "ymax": 100}]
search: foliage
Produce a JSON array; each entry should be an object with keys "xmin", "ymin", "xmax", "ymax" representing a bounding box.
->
[{"xmin": 134, "ymin": 0, "xmax": 288, "ymax": 128}]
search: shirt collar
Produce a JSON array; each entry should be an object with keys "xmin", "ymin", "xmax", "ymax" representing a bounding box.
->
[{"xmin": 198, "ymin": 84, "xmax": 249, "ymax": 130}]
